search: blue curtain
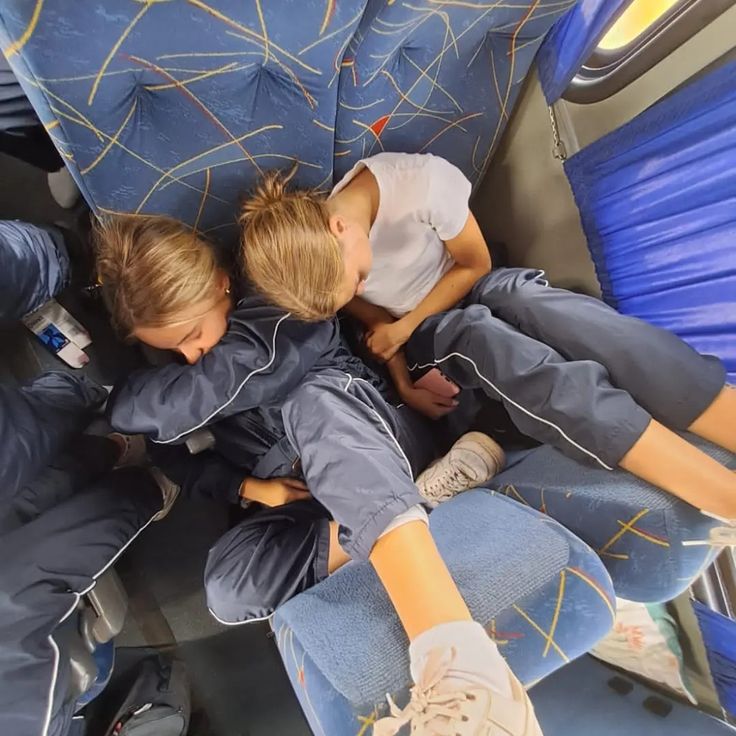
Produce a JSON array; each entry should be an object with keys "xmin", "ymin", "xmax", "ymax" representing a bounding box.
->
[
  {"xmin": 693, "ymin": 601, "xmax": 736, "ymax": 717},
  {"xmin": 536, "ymin": 0, "xmax": 628, "ymax": 104},
  {"xmin": 564, "ymin": 60, "xmax": 736, "ymax": 382}
]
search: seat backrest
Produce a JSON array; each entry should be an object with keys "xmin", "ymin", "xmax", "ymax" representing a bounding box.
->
[
  {"xmin": 0, "ymin": 1, "xmax": 367, "ymax": 243},
  {"xmin": 0, "ymin": 1, "xmax": 574, "ymax": 244},
  {"xmin": 335, "ymin": 0, "xmax": 574, "ymax": 183}
]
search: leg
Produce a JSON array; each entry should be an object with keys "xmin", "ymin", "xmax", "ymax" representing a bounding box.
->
[
  {"xmin": 689, "ymin": 385, "xmax": 736, "ymax": 453},
  {"xmin": 204, "ymin": 500, "xmax": 336, "ymax": 624},
  {"xmin": 407, "ymin": 305, "xmax": 736, "ymax": 518},
  {"xmin": 477, "ymin": 269, "xmax": 736, "ymax": 509},
  {"xmin": 280, "ymin": 370, "xmax": 438, "ymax": 560},
  {"xmin": 0, "ymin": 372, "xmax": 106, "ymax": 501},
  {"xmin": 619, "ymin": 419, "xmax": 736, "ymax": 519},
  {"xmin": 370, "ymin": 520, "xmax": 471, "ymax": 639},
  {"xmin": 470, "ymin": 268, "xmax": 728, "ymax": 439},
  {"xmin": 273, "ymin": 490, "xmax": 615, "ymax": 736},
  {"xmin": 0, "ymin": 220, "xmax": 71, "ymax": 320},
  {"xmin": 8, "ymin": 434, "xmax": 119, "ymax": 528},
  {"xmin": 281, "ymin": 371, "xmax": 470, "ymax": 632},
  {"xmin": 407, "ymin": 304, "xmax": 650, "ymax": 470},
  {"xmin": 0, "ymin": 467, "xmax": 161, "ymax": 736},
  {"xmin": 282, "ymin": 370, "xmax": 542, "ymax": 734}
]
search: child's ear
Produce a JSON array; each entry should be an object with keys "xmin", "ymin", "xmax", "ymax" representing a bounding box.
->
[
  {"xmin": 216, "ymin": 269, "xmax": 231, "ymax": 293},
  {"xmin": 329, "ymin": 214, "xmax": 347, "ymax": 238}
]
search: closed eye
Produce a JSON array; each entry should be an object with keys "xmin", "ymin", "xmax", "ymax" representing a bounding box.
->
[{"xmin": 178, "ymin": 325, "xmax": 202, "ymax": 346}]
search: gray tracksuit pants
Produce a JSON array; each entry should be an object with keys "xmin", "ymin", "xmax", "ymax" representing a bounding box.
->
[
  {"xmin": 406, "ymin": 268, "xmax": 726, "ymax": 470},
  {"xmin": 204, "ymin": 369, "xmax": 441, "ymax": 624}
]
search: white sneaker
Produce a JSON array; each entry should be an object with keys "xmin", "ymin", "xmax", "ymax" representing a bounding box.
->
[
  {"xmin": 373, "ymin": 646, "xmax": 542, "ymax": 736},
  {"xmin": 416, "ymin": 432, "xmax": 505, "ymax": 507},
  {"xmin": 683, "ymin": 524, "xmax": 736, "ymax": 548},
  {"xmin": 149, "ymin": 467, "xmax": 181, "ymax": 522}
]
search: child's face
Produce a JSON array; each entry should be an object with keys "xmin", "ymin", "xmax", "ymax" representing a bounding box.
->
[
  {"xmin": 133, "ymin": 279, "xmax": 231, "ymax": 364},
  {"xmin": 333, "ymin": 218, "xmax": 373, "ymax": 310}
]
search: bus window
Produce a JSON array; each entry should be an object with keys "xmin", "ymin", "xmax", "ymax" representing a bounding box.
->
[
  {"xmin": 598, "ymin": 0, "xmax": 681, "ymax": 51},
  {"xmin": 564, "ymin": 0, "xmax": 731, "ymax": 103}
]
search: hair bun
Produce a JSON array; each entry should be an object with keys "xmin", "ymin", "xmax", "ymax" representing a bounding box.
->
[{"xmin": 240, "ymin": 164, "xmax": 298, "ymax": 223}]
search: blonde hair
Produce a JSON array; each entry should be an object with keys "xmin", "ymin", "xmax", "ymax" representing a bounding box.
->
[
  {"xmin": 240, "ymin": 168, "xmax": 344, "ymax": 321},
  {"xmin": 93, "ymin": 214, "xmax": 222, "ymax": 338}
]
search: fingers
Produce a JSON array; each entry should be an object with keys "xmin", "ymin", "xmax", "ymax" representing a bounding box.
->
[
  {"xmin": 283, "ymin": 477, "xmax": 308, "ymax": 490},
  {"xmin": 416, "ymin": 388, "xmax": 458, "ymax": 408},
  {"xmin": 288, "ymin": 490, "xmax": 312, "ymax": 503},
  {"xmin": 364, "ymin": 337, "xmax": 383, "ymax": 363},
  {"xmin": 428, "ymin": 396, "xmax": 458, "ymax": 419},
  {"xmin": 365, "ymin": 333, "xmax": 396, "ymax": 362}
]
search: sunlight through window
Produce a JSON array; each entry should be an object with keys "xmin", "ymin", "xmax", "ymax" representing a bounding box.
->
[{"xmin": 599, "ymin": 0, "xmax": 681, "ymax": 50}]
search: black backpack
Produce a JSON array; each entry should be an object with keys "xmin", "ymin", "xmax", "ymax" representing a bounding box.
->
[{"xmin": 102, "ymin": 654, "xmax": 190, "ymax": 736}]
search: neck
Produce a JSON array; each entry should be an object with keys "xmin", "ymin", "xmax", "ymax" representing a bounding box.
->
[{"xmin": 329, "ymin": 176, "xmax": 377, "ymax": 233}]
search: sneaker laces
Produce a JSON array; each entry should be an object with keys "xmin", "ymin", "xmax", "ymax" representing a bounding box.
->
[
  {"xmin": 373, "ymin": 647, "xmax": 477, "ymax": 736},
  {"xmin": 421, "ymin": 463, "xmax": 474, "ymax": 504},
  {"xmin": 683, "ymin": 525, "xmax": 736, "ymax": 548}
]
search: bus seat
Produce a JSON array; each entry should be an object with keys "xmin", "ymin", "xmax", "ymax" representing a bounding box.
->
[
  {"xmin": 0, "ymin": 0, "xmax": 575, "ymax": 244},
  {"xmin": 272, "ymin": 438, "xmax": 731, "ymax": 733},
  {"xmin": 273, "ymin": 490, "xmax": 615, "ymax": 734},
  {"xmin": 333, "ymin": 0, "xmax": 574, "ymax": 184}
]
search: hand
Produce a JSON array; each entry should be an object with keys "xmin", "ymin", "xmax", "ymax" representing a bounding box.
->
[
  {"xmin": 365, "ymin": 320, "xmax": 411, "ymax": 362},
  {"xmin": 241, "ymin": 477, "xmax": 311, "ymax": 507},
  {"xmin": 400, "ymin": 386, "xmax": 458, "ymax": 420}
]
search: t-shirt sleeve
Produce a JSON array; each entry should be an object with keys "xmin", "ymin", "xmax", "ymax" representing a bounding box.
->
[{"xmin": 425, "ymin": 155, "xmax": 473, "ymax": 241}]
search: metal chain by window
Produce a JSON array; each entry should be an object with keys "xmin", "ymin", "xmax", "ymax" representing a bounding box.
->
[{"xmin": 548, "ymin": 104, "xmax": 568, "ymax": 161}]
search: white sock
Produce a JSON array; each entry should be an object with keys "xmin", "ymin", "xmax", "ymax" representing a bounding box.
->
[
  {"xmin": 409, "ymin": 620, "xmax": 514, "ymax": 698},
  {"xmin": 378, "ymin": 504, "xmax": 429, "ymax": 539}
]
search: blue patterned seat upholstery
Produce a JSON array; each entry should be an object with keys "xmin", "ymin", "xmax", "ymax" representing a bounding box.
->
[
  {"xmin": 274, "ymin": 439, "xmax": 729, "ymax": 734},
  {"xmin": 335, "ymin": 0, "xmax": 575, "ymax": 182},
  {"xmin": 0, "ymin": 1, "xmax": 369, "ymax": 243},
  {"xmin": 0, "ymin": 0, "xmax": 573, "ymax": 243}
]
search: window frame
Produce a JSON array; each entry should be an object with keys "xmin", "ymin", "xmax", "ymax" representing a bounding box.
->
[{"xmin": 563, "ymin": 0, "xmax": 733, "ymax": 104}]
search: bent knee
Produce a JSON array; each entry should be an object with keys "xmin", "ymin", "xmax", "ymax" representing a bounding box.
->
[
  {"xmin": 204, "ymin": 509, "xmax": 326, "ymax": 624},
  {"xmin": 473, "ymin": 268, "xmax": 548, "ymax": 314},
  {"xmin": 204, "ymin": 527, "xmax": 277, "ymax": 624},
  {"xmin": 443, "ymin": 304, "xmax": 499, "ymax": 336}
]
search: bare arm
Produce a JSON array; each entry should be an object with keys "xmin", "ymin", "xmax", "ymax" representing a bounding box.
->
[
  {"xmin": 346, "ymin": 301, "xmax": 452, "ymax": 418},
  {"xmin": 344, "ymin": 296, "xmax": 395, "ymax": 330},
  {"xmin": 386, "ymin": 351, "xmax": 413, "ymax": 394},
  {"xmin": 402, "ymin": 212, "xmax": 491, "ymax": 334},
  {"xmin": 365, "ymin": 212, "xmax": 492, "ymax": 361},
  {"xmin": 240, "ymin": 476, "xmax": 311, "ymax": 506}
]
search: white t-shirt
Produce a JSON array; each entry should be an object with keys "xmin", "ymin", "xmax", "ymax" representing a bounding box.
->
[{"xmin": 330, "ymin": 152, "xmax": 472, "ymax": 317}]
